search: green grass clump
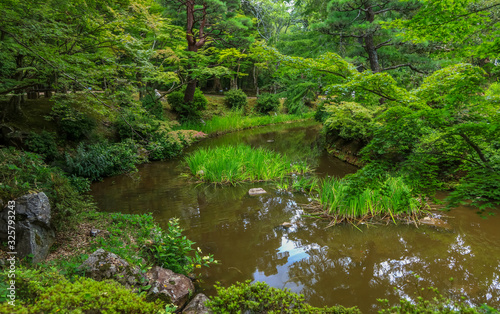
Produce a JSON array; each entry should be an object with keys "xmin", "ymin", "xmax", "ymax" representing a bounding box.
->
[
  {"xmin": 177, "ymin": 112, "xmax": 313, "ymax": 135},
  {"xmin": 184, "ymin": 144, "xmax": 310, "ymax": 184},
  {"xmin": 318, "ymin": 176, "xmax": 423, "ymax": 223}
]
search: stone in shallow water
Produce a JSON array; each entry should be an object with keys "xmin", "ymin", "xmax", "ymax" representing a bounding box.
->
[
  {"xmin": 248, "ymin": 188, "xmax": 267, "ymax": 196},
  {"xmin": 419, "ymin": 216, "xmax": 451, "ymax": 229}
]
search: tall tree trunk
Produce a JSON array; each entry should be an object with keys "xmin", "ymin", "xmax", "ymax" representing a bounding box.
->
[
  {"xmin": 363, "ymin": 5, "xmax": 381, "ymax": 73},
  {"xmin": 364, "ymin": 34, "xmax": 381, "ymax": 73},
  {"xmin": 213, "ymin": 77, "xmax": 222, "ymax": 92},
  {"xmin": 253, "ymin": 65, "xmax": 259, "ymax": 96},
  {"xmin": 184, "ymin": 44, "xmax": 198, "ymax": 103},
  {"xmin": 230, "ymin": 76, "xmax": 238, "ymax": 90},
  {"xmin": 183, "ymin": 0, "xmax": 207, "ymax": 103}
]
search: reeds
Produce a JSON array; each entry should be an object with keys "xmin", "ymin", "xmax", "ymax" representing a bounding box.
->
[
  {"xmin": 184, "ymin": 144, "xmax": 310, "ymax": 184},
  {"xmin": 315, "ymin": 176, "xmax": 424, "ymax": 224},
  {"xmin": 177, "ymin": 112, "xmax": 313, "ymax": 135}
]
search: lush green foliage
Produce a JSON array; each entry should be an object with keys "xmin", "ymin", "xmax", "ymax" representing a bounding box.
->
[
  {"xmin": 184, "ymin": 144, "xmax": 310, "ymax": 184},
  {"xmin": 317, "ymin": 176, "xmax": 423, "ymax": 222},
  {"xmin": 0, "ymin": 267, "xmax": 166, "ymax": 313},
  {"xmin": 142, "ymin": 92, "xmax": 164, "ymax": 120},
  {"xmin": 30, "ymin": 277, "xmax": 166, "ymax": 313},
  {"xmin": 283, "ymin": 81, "xmax": 316, "ymax": 115},
  {"xmin": 64, "ymin": 139, "xmax": 144, "ymax": 181},
  {"xmin": 256, "ymin": 93, "xmax": 281, "ymax": 114},
  {"xmin": 0, "ymin": 148, "xmax": 94, "ymax": 229},
  {"xmin": 49, "ymin": 100, "xmax": 96, "ymax": 141},
  {"xmin": 224, "ymin": 89, "xmax": 248, "ymax": 109},
  {"xmin": 145, "ymin": 131, "xmax": 184, "ymax": 161},
  {"xmin": 25, "ymin": 131, "xmax": 59, "ymax": 162},
  {"xmin": 167, "ymin": 88, "xmax": 208, "ymax": 121},
  {"xmin": 206, "ymin": 281, "xmax": 361, "ymax": 313},
  {"xmin": 146, "ymin": 217, "xmax": 217, "ymax": 274},
  {"xmin": 323, "ymin": 102, "xmax": 376, "ymax": 141},
  {"xmin": 115, "ymin": 106, "xmax": 162, "ymax": 140}
]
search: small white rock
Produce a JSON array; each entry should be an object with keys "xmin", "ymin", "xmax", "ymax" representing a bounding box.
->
[{"xmin": 249, "ymin": 188, "xmax": 267, "ymax": 196}]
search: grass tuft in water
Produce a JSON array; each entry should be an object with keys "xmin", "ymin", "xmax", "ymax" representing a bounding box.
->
[
  {"xmin": 184, "ymin": 144, "xmax": 310, "ymax": 184},
  {"xmin": 176, "ymin": 112, "xmax": 313, "ymax": 135},
  {"xmin": 314, "ymin": 176, "xmax": 425, "ymax": 224}
]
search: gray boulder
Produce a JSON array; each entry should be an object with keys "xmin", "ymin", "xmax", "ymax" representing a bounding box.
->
[
  {"xmin": 79, "ymin": 249, "xmax": 147, "ymax": 290},
  {"xmin": 0, "ymin": 192, "xmax": 55, "ymax": 263},
  {"xmin": 182, "ymin": 293, "xmax": 213, "ymax": 314},
  {"xmin": 146, "ymin": 266, "xmax": 194, "ymax": 308}
]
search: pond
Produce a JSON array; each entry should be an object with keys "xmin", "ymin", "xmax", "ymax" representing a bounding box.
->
[{"xmin": 91, "ymin": 121, "xmax": 500, "ymax": 312}]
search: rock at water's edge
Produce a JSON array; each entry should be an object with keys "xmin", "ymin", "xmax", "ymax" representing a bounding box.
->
[
  {"xmin": 182, "ymin": 293, "xmax": 213, "ymax": 314},
  {"xmin": 146, "ymin": 266, "xmax": 194, "ymax": 308},
  {"xmin": 0, "ymin": 192, "xmax": 55, "ymax": 264}
]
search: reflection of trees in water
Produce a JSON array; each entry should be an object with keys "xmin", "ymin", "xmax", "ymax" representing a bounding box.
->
[
  {"xmin": 285, "ymin": 225, "xmax": 500, "ymax": 311},
  {"xmin": 195, "ymin": 194, "xmax": 304, "ymax": 289}
]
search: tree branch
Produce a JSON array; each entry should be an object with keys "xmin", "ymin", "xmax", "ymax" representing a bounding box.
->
[{"xmin": 459, "ymin": 132, "xmax": 492, "ymax": 169}]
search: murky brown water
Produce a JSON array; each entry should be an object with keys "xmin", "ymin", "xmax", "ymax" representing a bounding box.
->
[{"xmin": 91, "ymin": 122, "xmax": 500, "ymax": 312}]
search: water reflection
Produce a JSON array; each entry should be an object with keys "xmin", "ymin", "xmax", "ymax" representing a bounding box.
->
[{"xmin": 91, "ymin": 122, "xmax": 500, "ymax": 313}]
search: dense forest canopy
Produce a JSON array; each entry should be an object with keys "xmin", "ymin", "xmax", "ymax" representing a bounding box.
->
[{"xmin": 1, "ymin": 0, "xmax": 499, "ymax": 207}]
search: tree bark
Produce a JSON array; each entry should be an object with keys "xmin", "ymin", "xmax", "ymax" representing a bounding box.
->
[
  {"xmin": 363, "ymin": 5, "xmax": 381, "ymax": 73},
  {"xmin": 183, "ymin": 0, "xmax": 206, "ymax": 103},
  {"xmin": 364, "ymin": 34, "xmax": 381, "ymax": 73},
  {"xmin": 253, "ymin": 65, "xmax": 259, "ymax": 96},
  {"xmin": 184, "ymin": 44, "xmax": 199, "ymax": 103}
]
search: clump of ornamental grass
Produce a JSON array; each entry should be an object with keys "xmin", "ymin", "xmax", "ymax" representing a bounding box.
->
[
  {"xmin": 304, "ymin": 176, "xmax": 426, "ymax": 226},
  {"xmin": 177, "ymin": 111, "xmax": 313, "ymax": 135},
  {"xmin": 184, "ymin": 144, "xmax": 310, "ymax": 184}
]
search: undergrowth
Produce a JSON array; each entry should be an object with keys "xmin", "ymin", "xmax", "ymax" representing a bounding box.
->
[{"xmin": 206, "ymin": 281, "xmax": 361, "ymax": 313}]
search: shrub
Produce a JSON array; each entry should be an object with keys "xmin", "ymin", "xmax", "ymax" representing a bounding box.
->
[
  {"xmin": 224, "ymin": 89, "xmax": 247, "ymax": 109},
  {"xmin": 206, "ymin": 281, "xmax": 360, "ymax": 313},
  {"xmin": 64, "ymin": 139, "xmax": 144, "ymax": 181},
  {"xmin": 29, "ymin": 277, "xmax": 166, "ymax": 313},
  {"xmin": 255, "ymin": 93, "xmax": 280, "ymax": 114},
  {"xmin": 145, "ymin": 131, "xmax": 184, "ymax": 161},
  {"xmin": 167, "ymin": 87, "xmax": 208, "ymax": 121},
  {"xmin": 314, "ymin": 102, "xmax": 329, "ymax": 123},
  {"xmin": 284, "ymin": 81, "xmax": 316, "ymax": 115},
  {"xmin": 115, "ymin": 106, "xmax": 160, "ymax": 140},
  {"xmin": 184, "ymin": 144, "xmax": 310, "ymax": 184},
  {"xmin": 146, "ymin": 217, "xmax": 217, "ymax": 275},
  {"xmin": 49, "ymin": 100, "xmax": 96, "ymax": 141},
  {"xmin": 25, "ymin": 131, "xmax": 59, "ymax": 162},
  {"xmin": 0, "ymin": 148, "xmax": 94, "ymax": 230},
  {"xmin": 141, "ymin": 91, "xmax": 164, "ymax": 120},
  {"xmin": 102, "ymin": 213, "xmax": 216, "ymax": 276},
  {"xmin": 446, "ymin": 168, "xmax": 500, "ymax": 210},
  {"xmin": 323, "ymin": 101, "xmax": 374, "ymax": 140},
  {"xmin": 1, "ymin": 267, "xmax": 66, "ymax": 303}
]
